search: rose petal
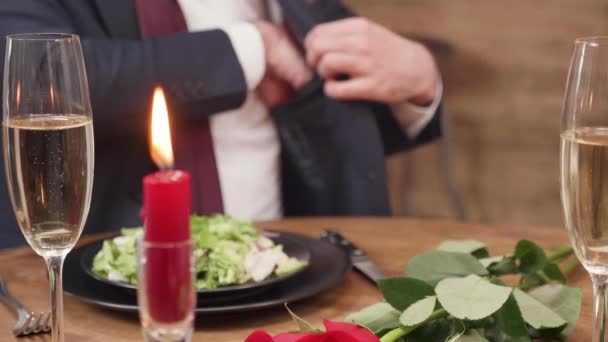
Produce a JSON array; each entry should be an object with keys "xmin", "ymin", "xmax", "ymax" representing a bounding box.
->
[
  {"xmin": 245, "ymin": 331, "xmax": 275, "ymax": 342},
  {"xmin": 325, "ymin": 331, "xmax": 364, "ymax": 342},
  {"xmin": 274, "ymin": 332, "xmax": 318, "ymax": 342},
  {"xmin": 246, "ymin": 320, "xmax": 380, "ymax": 342},
  {"xmin": 323, "ymin": 320, "xmax": 380, "ymax": 342},
  {"xmin": 296, "ymin": 334, "xmax": 328, "ymax": 342},
  {"xmin": 296, "ymin": 331, "xmax": 359, "ymax": 342}
]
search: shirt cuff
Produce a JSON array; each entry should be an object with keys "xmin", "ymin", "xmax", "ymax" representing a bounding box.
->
[
  {"xmin": 223, "ymin": 23, "xmax": 266, "ymax": 90},
  {"xmin": 391, "ymin": 77, "xmax": 443, "ymax": 139}
]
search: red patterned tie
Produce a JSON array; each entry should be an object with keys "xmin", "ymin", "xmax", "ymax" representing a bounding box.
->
[{"xmin": 134, "ymin": 0, "xmax": 224, "ymax": 215}]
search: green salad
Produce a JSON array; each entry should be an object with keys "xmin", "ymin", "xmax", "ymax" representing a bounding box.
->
[{"xmin": 92, "ymin": 215, "xmax": 307, "ymax": 289}]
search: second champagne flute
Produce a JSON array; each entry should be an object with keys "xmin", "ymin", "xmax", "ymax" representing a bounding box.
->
[
  {"xmin": 561, "ymin": 37, "xmax": 608, "ymax": 342},
  {"xmin": 2, "ymin": 33, "xmax": 94, "ymax": 342}
]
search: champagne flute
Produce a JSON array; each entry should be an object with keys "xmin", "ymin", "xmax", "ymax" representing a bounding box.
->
[
  {"xmin": 2, "ymin": 34, "xmax": 94, "ymax": 342},
  {"xmin": 561, "ymin": 37, "xmax": 608, "ymax": 342}
]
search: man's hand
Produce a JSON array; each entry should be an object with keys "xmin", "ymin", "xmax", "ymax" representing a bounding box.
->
[
  {"xmin": 304, "ymin": 17, "xmax": 438, "ymax": 105},
  {"xmin": 253, "ymin": 21, "xmax": 312, "ymax": 107}
]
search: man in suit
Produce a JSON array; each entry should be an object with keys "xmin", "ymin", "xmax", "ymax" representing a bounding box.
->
[{"xmin": 0, "ymin": 0, "xmax": 442, "ymax": 248}]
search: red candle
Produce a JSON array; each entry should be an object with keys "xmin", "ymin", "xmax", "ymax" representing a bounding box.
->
[
  {"xmin": 143, "ymin": 170, "xmax": 191, "ymax": 242},
  {"xmin": 141, "ymin": 87, "xmax": 194, "ymax": 324},
  {"xmin": 143, "ymin": 86, "xmax": 191, "ymax": 242}
]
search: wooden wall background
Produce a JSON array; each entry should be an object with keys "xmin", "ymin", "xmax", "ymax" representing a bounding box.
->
[{"xmin": 345, "ymin": 0, "xmax": 608, "ymax": 227}]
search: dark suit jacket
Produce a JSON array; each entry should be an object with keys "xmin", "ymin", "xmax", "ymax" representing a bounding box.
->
[{"xmin": 0, "ymin": 0, "xmax": 441, "ymax": 248}]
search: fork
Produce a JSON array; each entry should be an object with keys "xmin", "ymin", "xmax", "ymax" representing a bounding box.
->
[{"xmin": 0, "ymin": 276, "xmax": 51, "ymax": 337}]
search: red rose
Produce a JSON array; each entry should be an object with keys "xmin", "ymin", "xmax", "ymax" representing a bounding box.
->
[{"xmin": 245, "ymin": 320, "xmax": 380, "ymax": 342}]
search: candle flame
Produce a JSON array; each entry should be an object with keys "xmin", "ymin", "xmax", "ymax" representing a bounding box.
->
[
  {"xmin": 150, "ymin": 87, "xmax": 174, "ymax": 169},
  {"xmin": 16, "ymin": 82, "xmax": 21, "ymax": 110},
  {"xmin": 50, "ymin": 82, "xmax": 55, "ymax": 108}
]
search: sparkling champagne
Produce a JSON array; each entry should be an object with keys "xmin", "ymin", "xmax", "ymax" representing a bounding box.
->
[
  {"xmin": 3, "ymin": 115, "xmax": 94, "ymax": 257},
  {"xmin": 561, "ymin": 127, "xmax": 608, "ymax": 273}
]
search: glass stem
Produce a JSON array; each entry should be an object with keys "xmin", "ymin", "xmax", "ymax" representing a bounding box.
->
[
  {"xmin": 45, "ymin": 255, "xmax": 66, "ymax": 342},
  {"xmin": 592, "ymin": 273, "xmax": 608, "ymax": 342}
]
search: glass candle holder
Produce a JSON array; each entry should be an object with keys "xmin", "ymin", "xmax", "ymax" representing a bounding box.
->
[{"xmin": 137, "ymin": 239, "xmax": 194, "ymax": 342}]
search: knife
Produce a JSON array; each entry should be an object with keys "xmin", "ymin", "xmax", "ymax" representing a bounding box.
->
[{"xmin": 320, "ymin": 229, "xmax": 386, "ymax": 285}]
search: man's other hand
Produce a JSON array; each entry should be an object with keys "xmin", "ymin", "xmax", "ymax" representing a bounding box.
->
[
  {"xmin": 305, "ymin": 17, "xmax": 438, "ymax": 106},
  {"xmin": 253, "ymin": 21, "xmax": 312, "ymax": 107}
]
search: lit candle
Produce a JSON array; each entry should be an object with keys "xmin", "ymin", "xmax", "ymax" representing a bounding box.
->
[
  {"xmin": 141, "ymin": 87, "xmax": 193, "ymax": 324},
  {"xmin": 143, "ymin": 87, "xmax": 191, "ymax": 243}
]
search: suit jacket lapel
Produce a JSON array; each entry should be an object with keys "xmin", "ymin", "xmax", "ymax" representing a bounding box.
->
[{"xmin": 92, "ymin": 0, "xmax": 141, "ymax": 39}]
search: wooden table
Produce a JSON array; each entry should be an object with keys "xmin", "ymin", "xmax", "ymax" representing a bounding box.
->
[{"xmin": 0, "ymin": 218, "xmax": 592, "ymax": 341}]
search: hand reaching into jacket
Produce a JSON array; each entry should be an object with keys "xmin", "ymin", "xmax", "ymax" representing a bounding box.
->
[
  {"xmin": 253, "ymin": 17, "xmax": 438, "ymax": 108},
  {"xmin": 305, "ymin": 17, "xmax": 438, "ymax": 106},
  {"xmin": 253, "ymin": 21, "xmax": 312, "ymax": 107}
]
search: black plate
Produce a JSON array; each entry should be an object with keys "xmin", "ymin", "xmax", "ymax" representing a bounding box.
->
[
  {"xmin": 79, "ymin": 233, "xmax": 311, "ymax": 300},
  {"xmin": 64, "ymin": 231, "xmax": 351, "ymax": 314}
]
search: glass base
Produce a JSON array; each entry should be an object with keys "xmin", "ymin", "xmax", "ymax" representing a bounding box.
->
[{"xmin": 143, "ymin": 323, "xmax": 192, "ymax": 342}]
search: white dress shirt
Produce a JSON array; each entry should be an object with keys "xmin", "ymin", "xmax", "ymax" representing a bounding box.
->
[{"xmin": 176, "ymin": 0, "xmax": 441, "ymax": 221}]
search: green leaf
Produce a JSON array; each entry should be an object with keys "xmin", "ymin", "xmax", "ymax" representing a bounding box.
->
[
  {"xmin": 479, "ymin": 255, "xmax": 504, "ymax": 268},
  {"xmin": 436, "ymin": 275, "xmax": 512, "ymax": 320},
  {"xmin": 405, "ymin": 319, "xmax": 451, "ymax": 341},
  {"xmin": 529, "ymin": 326, "xmax": 566, "ymax": 340},
  {"xmin": 378, "ymin": 277, "xmax": 435, "ymax": 311},
  {"xmin": 481, "ymin": 256, "xmax": 519, "ymax": 276},
  {"xmin": 519, "ymin": 262, "xmax": 568, "ymax": 290},
  {"xmin": 399, "ymin": 296, "xmax": 436, "ymax": 326},
  {"xmin": 542, "ymin": 263, "xmax": 567, "ymax": 283},
  {"xmin": 344, "ymin": 302, "xmax": 400, "ymax": 334},
  {"xmin": 512, "ymin": 288, "xmax": 567, "ymax": 330},
  {"xmin": 405, "ymin": 251, "xmax": 489, "ymax": 286},
  {"xmin": 492, "ymin": 331, "xmax": 531, "ymax": 342},
  {"xmin": 437, "ymin": 240, "xmax": 489, "ymax": 258},
  {"xmin": 472, "ymin": 249, "xmax": 490, "ymax": 259},
  {"xmin": 519, "ymin": 274, "xmax": 543, "ymax": 290},
  {"xmin": 285, "ymin": 304, "xmax": 320, "ymax": 332},
  {"xmin": 529, "ymin": 284, "xmax": 583, "ymax": 335},
  {"xmin": 514, "ymin": 240, "xmax": 547, "ymax": 274},
  {"xmin": 494, "ymin": 295, "xmax": 528, "ymax": 337},
  {"xmin": 448, "ymin": 329, "xmax": 489, "ymax": 342}
]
